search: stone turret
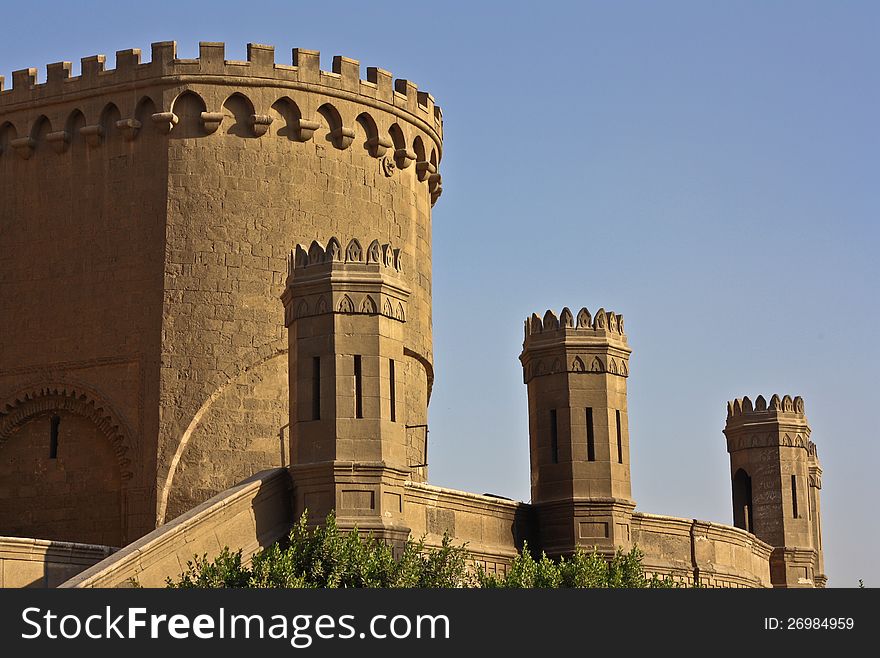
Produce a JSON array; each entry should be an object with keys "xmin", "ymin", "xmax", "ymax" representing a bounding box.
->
[
  {"xmin": 282, "ymin": 237, "xmax": 411, "ymax": 544},
  {"xmin": 520, "ymin": 306, "xmax": 634, "ymax": 556},
  {"xmin": 724, "ymin": 395, "xmax": 826, "ymax": 587}
]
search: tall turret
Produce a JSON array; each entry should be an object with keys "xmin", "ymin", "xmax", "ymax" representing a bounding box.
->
[
  {"xmin": 282, "ymin": 237, "xmax": 412, "ymax": 544},
  {"xmin": 724, "ymin": 394, "xmax": 826, "ymax": 587},
  {"xmin": 520, "ymin": 306, "xmax": 634, "ymax": 556}
]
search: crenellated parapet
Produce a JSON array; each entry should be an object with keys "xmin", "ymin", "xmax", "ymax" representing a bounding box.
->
[
  {"xmin": 0, "ymin": 41, "xmax": 443, "ymax": 202},
  {"xmin": 727, "ymin": 394, "xmax": 805, "ymax": 419},
  {"xmin": 520, "ymin": 307, "xmax": 630, "ymax": 383},
  {"xmin": 724, "ymin": 394, "xmax": 813, "ymax": 453},
  {"xmin": 281, "ymin": 237, "xmax": 409, "ymax": 327}
]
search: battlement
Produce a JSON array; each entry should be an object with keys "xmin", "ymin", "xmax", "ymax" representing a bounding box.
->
[
  {"xmin": 288, "ymin": 237, "xmax": 404, "ymax": 277},
  {"xmin": 726, "ymin": 394, "xmax": 806, "ymax": 420},
  {"xmin": 724, "ymin": 394, "xmax": 815, "ymax": 455},
  {"xmin": 523, "ymin": 307, "xmax": 626, "ymax": 340},
  {"xmin": 282, "ymin": 237, "xmax": 409, "ymax": 327},
  {"xmin": 0, "ymin": 41, "xmax": 442, "ymax": 130},
  {"xmin": 520, "ymin": 307, "xmax": 630, "ymax": 383}
]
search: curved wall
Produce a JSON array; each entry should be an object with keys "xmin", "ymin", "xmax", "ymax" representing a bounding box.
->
[{"xmin": 0, "ymin": 41, "xmax": 442, "ymax": 534}]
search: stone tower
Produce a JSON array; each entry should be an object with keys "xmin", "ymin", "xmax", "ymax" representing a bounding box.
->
[
  {"xmin": 281, "ymin": 237, "xmax": 412, "ymax": 543},
  {"xmin": 519, "ymin": 306, "xmax": 634, "ymax": 556},
  {"xmin": 0, "ymin": 41, "xmax": 441, "ymax": 546},
  {"xmin": 724, "ymin": 395, "xmax": 826, "ymax": 587}
]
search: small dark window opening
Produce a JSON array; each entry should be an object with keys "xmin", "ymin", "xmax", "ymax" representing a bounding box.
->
[
  {"xmin": 354, "ymin": 355, "xmax": 363, "ymax": 419},
  {"xmin": 311, "ymin": 357, "xmax": 321, "ymax": 421},
  {"xmin": 549, "ymin": 409, "xmax": 558, "ymax": 464},
  {"xmin": 732, "ymin": 469, "xmax": 753, "ymax": 532},
  {"xmin": 49, "ymin": 415, "xmax": 60, "ymax": 459},
  {"xmin": 586, "ymin": 407, "xmax": 595, "ymax": 461},
  {"xmin": 389, "ymin": 359, "xmax": 396, "ymax": 422},
  {"xmin": 615, "ymin": 410, "xmax": 623, "ymax": 464},
  {"xmin": 791, "ymin": 474, "xmax": 799, "ymax": 519}
]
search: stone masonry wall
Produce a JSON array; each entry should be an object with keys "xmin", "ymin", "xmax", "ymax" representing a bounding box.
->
[
  {"xmin": 0, "ymin": 84, "xmax": 168, "ymax": 543},
  {"xmin": 0, "ymin": 42, "xmax": 442, "ymax": 537},
  {"xmin": 155, "ymin": 69, "xmax": 440, "ymax": 522}
]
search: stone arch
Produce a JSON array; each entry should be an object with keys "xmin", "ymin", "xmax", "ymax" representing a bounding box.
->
[
  {"xmin": 29, "ymin": 115, "xmax": 52, "ymax": 154},
  {"xmin": 389, "ymin": 123, "xmax": 414, "ymax": 169},
  {"xmin": 317, "ymin": 103, "xmax": 352, "ymax": 149},
  {"xmin": 270, "ymin": 96, "xmax": 304, "ymax": 141},
  {"xmin": 157, "ymin": 340, "xmax": 288, "ymax": 524},
  {"xmin": 356, "ymin": 112, "xmax": 384, "ymax": 156},
  {"xmin": 732, "ymin": 468, "xmax": 754, "ymax": 533},
  {"xmin": 389, "ymin": 122, "xmax": 406, "ymax": 151},
  {"xmin": 99, "ymin": 102, "xmax": 122, "ymax": 142},
  {"xmin": 0, "ymin": 384, "xmax": 135, "ymax": 480},
  {"xmin": 413, "ymin": 135, "xmax": 428, "ymax": 180},
  {"xmin": 346, "ymin": 238, "xmax": 363, "ymax": 262},
  {"xmin": 222, "ymin": 92, "xmax": 256, "ymax": 138},
  {"xmin": 65, "ymin": 109, "xmax": 87, "ymax": 149},
  {"xmin": 0, "ymin": 384, "xmax": 135, "ymax": 546},
  {"xmin": 0, "ymin": 120, "xmax": 18, "ymax": 156},
  {"xmin": 361, "ymin": 295, "xmax": 377, "ymax": 314},
  {"xmin": 135, "ymin": 96, "xmax": 159, "ymax": 136},
  {"xmin": 170, "ymin": 90, "xmax": 208, "ymax": 139}
]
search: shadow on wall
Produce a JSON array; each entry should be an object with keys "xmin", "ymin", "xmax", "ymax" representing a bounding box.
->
[
  {"xmin": 60, "ymin": 468, "xmax": 293, "ymax": 588},
  {"xmin": 0, "ymin": 536, "xmax": 115, "ymax": 588}
]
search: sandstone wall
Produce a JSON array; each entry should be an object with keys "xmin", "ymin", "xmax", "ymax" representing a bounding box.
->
[
  {"xmin": 156, "ymin": 67, "xmax": 440, "ymax": 522},
  {"xmin": 0, "ymin": 42, "xmax": 442, "ymax": 539},
  {"xmin": 0, "ymin": 79, "xmax": 167, "ymax": 543},
  {"xmin": 61, "ymin": 467, "xmax": 291, "ymax": 588},
  {"xmin": 404, "ymin": 482, "xmax": 532, "ymax": 575},
  {"xmin": 0, "ymin": 536, "xmax": 114, "ymax": 588},
  {"xmin": 0, "ymin": 413, "xmax": 123, "ymax": 546},
  {"xmin": 632, "ymin": 512, "xmax": 773, "ymax": 587}
]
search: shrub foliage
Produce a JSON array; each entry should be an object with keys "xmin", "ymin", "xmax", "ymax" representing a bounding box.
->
[{"xmin": 168, "ymin": 511, "xmax": 680, "ymax": 588}]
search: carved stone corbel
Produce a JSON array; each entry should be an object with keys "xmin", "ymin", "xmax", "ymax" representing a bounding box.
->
[
  {"xmin": 250, "ymin": 114, "xmax": 273, "ymax": 137},
  {"xmin": 80, "ymin": 125, "xmax": 103, "ymax": 147},
  {"xmin": 151, "ymin": 112, "xmax": 178, "ymax": 135},
  {"xmin": 296, "ymin": 118, "xmax": 320, "ymax": 142},
  {"xmin": 116, "ymin": 118, "xmax": 142, "ymax": 141},
  {"xmin": 416, "ymin": 160, "xmax": 437, "ymax": 182},
  {"xmin": 200, "ymin": 112, "xmax": 224, "ymax": 134},
  {"xmin": 10, "ymin": 136, "xmax": 35, "ymax": 159},
  {"xmin": 329, "ymin": 126, "xmax": 355, "ymax": 149},
  {"xmin": 46, "ymin": 131, "xmax": 70, "ymax": 153},
  {"xmin": 394, "ymin": 147, "xmax": 416, "ymax": 169},
  {"xmin": 366, "ymin": 135, "xmax": 393, "ymax": 158}
]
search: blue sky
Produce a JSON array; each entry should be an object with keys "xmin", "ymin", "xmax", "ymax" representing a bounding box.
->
[{"xmin": 2, "ymin": 1, "xmax": 876, "ymax": 587}]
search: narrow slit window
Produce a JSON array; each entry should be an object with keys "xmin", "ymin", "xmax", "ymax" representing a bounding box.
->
[
  {"xmin": 311, "ymin": 356, "xmax": 321, "ymax": 421},
  {"xmin": 354, "ymin": 355, "xmax": 363, "ymax": 419},
  {"xmin": 586, "ymin": 407, "xmax": 595, "ymax": 461},
  {"xmin": 389, "ymin": 359, "xmax": 396, "ymax": 422},
  {"xmin": 49, "ymin": 416, "xmax": 61, "ymax": 459},
  {"xmin": 616, "ymin": 410, "xmax": 623, "ymax": 464},
  {"xmin": 550, "ymin": 409, "xmax": 558, "ymax": 464},
  {"xmin": 49, "ymin": 415, "xmax": 60, "ymax": 459},
  {"xmin": 791, "ymin": 474, "xmax": 799, "ymax": 518}
]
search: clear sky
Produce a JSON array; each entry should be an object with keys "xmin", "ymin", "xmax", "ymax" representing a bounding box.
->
[{"xmin": 2, "ymin": 1, "xmax": 876, "ymax": 587}]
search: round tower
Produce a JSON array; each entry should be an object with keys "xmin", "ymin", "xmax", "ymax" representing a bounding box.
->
[
  {"xmin": 519, "ymin": 306, "xmax": 634, "ymax": 556},
  {"xmin": 724, "ymin": 394, "xmax": 826, "ymax": 587},
  {"xmin": 0, "ymin": 41, "xmax": 442, "ymax": 543}
]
